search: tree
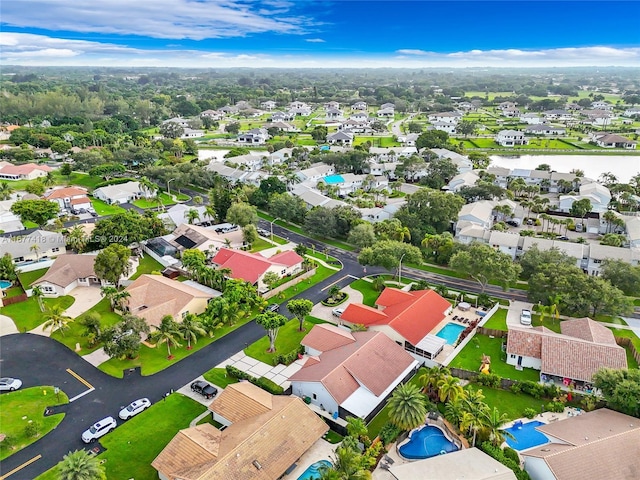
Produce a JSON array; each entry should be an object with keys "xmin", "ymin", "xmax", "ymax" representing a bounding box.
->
[
  {"xmin": 387, "ymin": 383, "xmax": 427, "ymax": 431},
  {"xmin": 600, "ymin": 233, "xmax": 626, "ymax": 247},
  {"xmin": 60, "ymin": 163, "xmax": 73, "ymax": 180},
  {"xmin": 94, "ymin": 244, "xmax": 131, "ymax": 287},
  {"xmin": 519, "ymin": 245, "xmax": 576, "ymax": 280},
  {"xmin": 42, "ymin": 304, "xmax": 73, "ymax": 337},
  {"xmin": 32, "ymin": 285, "xmax": 45, "ymax": 312},
  {"xmin": 421, "ymin": 232, "xmax": 456, "ymax": 265},
  {"xmin": 0, "ymin": 253, "xmax": 17, "ymax": 283},
  {"xmin": 437, "ymin": 375, "xmax": 463, "ymax": 403},
  {"xmin": 482, "ymin": 407, "xmax": 513, "ymax": 447},
  {"xmin": 0, "ymin": 182, "xmax": 14, "ymax": 200},
  {"xmin": 569, "ymin": 198, "xmax": 591, "ymax": 226},
  {"xmin": 65, "ymin": 226, "xmax": 89, "ymax": 253},
  {"xmin": 601, "ymin": 259, "xmax": 640, "ymax": 296},
  {"xmin": 225, "ymin": 122, "xmax": 240, "ymax": 134},
  {"xmin": 185, "ymin": 208, "xmax": 200, "ymax": 225},
  {"xmin": 420, "ymin": 158, "xmax": 458, "ymax": 190},
  {"xmin": 394, "ymin": 188, "xmax": 464, "ymax": 239},
  {"xmin": 255, "ymin": 311, "xmax": 287, "ymax": 352},
  {"xmin": 102, "ymin": 314, "xmax": 149, "ymax": 360},
  {"xmin": 179, "ymin": 313, "xmax": 206, "ymax": 350},
  {"xmin": 287, "ymin": 298, "xmax": 313, "ymax": 331},
  {"xmin": 59, "ymin": 449, "xmax": 106, "ymax": 480},
  {"xmin": 449, "ymin": 243, "xmax": 521, "ymax": 292},
  {"xmin": 305, "ymin": 206, "xmax": 337, "ymax": 238},
  {"xmin": 100, "ymin": 286, "xmax": 119, "ymax": 311},
  {"xmin": 416, "ymin": 130, "xmax": 449, "ymax": 149},
  {"xmin": 358, "ymin": 240, "xmax": 423, "ymax": 272},
  {"xmin": 11, "ymin": 199, "xmax": 59, "ymax": 227},
  {"xmin": 347, "ymin": 223, "xmax": 376, "ymax": 249},
  {"xmin": 593, "ymin": 368, "xmax": 640, "ymax": 417},
  {"xmin": 268, "ymin": 192, "xmax": 307, "ymax": 224},
  {"xmin": 459, "ymin": 389, "xmax": 490, "ymax": 447},
  {"xmin": 457, "ymin": 120, "xmax": 478, "ymax": 137},
  {"xmin": 151, "ymin": 315, "xmax": 182, "ymax": 359},
  {"xmin": 225, "ymin": 201, "xmax": 257, "ymax": 227},
  {"xmin": 242, "ymin": 224, "xmax": 259, "ymax": 246},
  {"xmin": 51, "ymin": 140, "xmax": 72, "ymax": 155},
  {"xmin": 262, "ymin": 271, "xmax": 280, "ymax": 291},
  {"xmin": 90, "ymin": 163, "xmax": 126, "ymax": 180},
  {"xmin": 79, "ymin": 312, "xmax": 102, "ymax": 347},
  {"xmin": 322, "ymin": 446, "xmax": 372, "ymax": 480},
  {"xmin": 311, "ymin": 125, "xmax": 328, "ymax": 141},
  {"xmin": 159, "ymin": 121, "xmax": 184, "ymax": 139}
]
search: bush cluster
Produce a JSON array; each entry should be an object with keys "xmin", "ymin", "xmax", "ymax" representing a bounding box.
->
[
  {"xmin": 225, "ymin": 365, "xmax": 284, "ymax": 395},
  {"xmin": 476, "ymin": 373, "xmax": 501, "ymax": 388},
  {"xmin": 378, "ymin": 422, "xmax": 403, "ymax": 446},
  {"xmin": 94, "ymin": 177, "xmax": 137, "ymax": 188},
  {"xmin": 546, "ymin": 401, "xmax": 565, "ymax": 413},
  {"xmin": 480, "ymin": 442, "xmax": 531, "ymax": 480},
  {"xmin": 274, "ymin": 345, "xmax": 305, "ymax": 366},
  {"xmin": 523, "ymin": 408, "xmax": 537, "ymax": 419}
]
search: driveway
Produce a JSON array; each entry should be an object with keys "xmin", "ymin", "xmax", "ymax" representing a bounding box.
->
[
  {"xmin": 310, "ymin": 284, "xmax": 364, "ymax": 323},
  {"xmin": 0, "ymin": 314, "xmax": 19, "ymax": 336},
  {"xmin": 65, "ymin": 286, "xmax": 103, "ymax": 318},
  {"xmin": 507, "ymin": 300, "xmax": 535, "ymax": 327}
]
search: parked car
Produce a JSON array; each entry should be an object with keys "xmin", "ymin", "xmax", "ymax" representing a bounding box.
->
[
  {"xmin": 506, "ymin": 218, "xmax": 522, "ymax": 227},
  {"xmin": 0, "ymin": 377, "xmax": 22, "ymax": 391},
  {"xmin": 257, "ymin": 228, "xmax": 270, "ymax": 237},
  {"xmin": 190, "ymin": 380, "xmax": 218, "ymax": 399},
  {"xmin": 119, "ymin": 398, "xmax": 151, "ymax": 420},
  {"xmin": 266, "ymin": 303, "xmax": 280, "ymax": 312},
  {"xmin": 557, "ymin": 236, "xmax": 569, "ymax": 241},
  {"xmin": 332, "ymin": 308, "xmax": 344, "ymax": 317},
  {"xmin": 520, "ymin": 309, "xmax": 532, "ymax": 325},
  {"xmin": 82, "ymin": 416, "xmax": 117, "ymax": 443}
]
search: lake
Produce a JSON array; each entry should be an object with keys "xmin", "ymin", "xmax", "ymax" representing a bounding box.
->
[{"xmin": 490, "ymin": 154, "xmax": 640, "ymax": 183}]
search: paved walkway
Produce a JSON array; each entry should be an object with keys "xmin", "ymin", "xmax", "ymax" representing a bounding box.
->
[
  {"xmin": 0, "ymin": 314, "xmax": 19, "ymax": 336},
  {"xmin": 82, "ymin": 347, "xmax": 111, "ymax": 367},
  {"xmin": 215, "ymin": 350, "xmax": 307, "ymax": 391},
  {"xmin": 64, "ymin": 286, "xmax": 103, "ymax": 318}
]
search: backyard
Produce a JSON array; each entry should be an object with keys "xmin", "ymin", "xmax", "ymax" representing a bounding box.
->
[
  {"xmin": 130, "ymin": 255, "xmax": 165, "ymax": 280},
  {"xmin": 464, "ymin": 384, "xmax": 545, "ymax": 421},
  {"xmin": 481, "ymin": 308, "xmax": 508, "ymax": 331},
  {"xmin": 0, "ymin": 295, "xmax": 75, "ymax": 332}
]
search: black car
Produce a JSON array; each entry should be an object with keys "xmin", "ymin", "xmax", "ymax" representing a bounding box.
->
[
  {"xmin": 266, "ymin": 303, "xmax": 280, "ymax": 312},
  {"xmin": 190, "ymin": 380, "xmax": 218, "ymax": 399}
]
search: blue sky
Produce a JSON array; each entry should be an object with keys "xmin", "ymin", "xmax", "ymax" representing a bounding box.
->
[{"xmin": 1, "ymin": 1, "xmax": 639, "ymax": 67}]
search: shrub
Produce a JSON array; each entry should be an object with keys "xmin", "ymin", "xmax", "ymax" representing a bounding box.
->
[
  {"xmin": 24, "ymin": 422, "xmax": 41, "ymax": 438},
  {"xmin": 543, "ymin": 384, "xmax": 560, "ymax": 399},
  {"xmin": 519, "ymin": 380, "xmax": 544, "ymax": 399},
  {"xmin": 479, "ymin": 442, "xmax": 531, "ymax": 480},
  {"xmin": 523, "ymin": 408, "xmax": 537, "ymax": 419},
  {"xmin": 378, "ymin": 422, "xmax": 402, "ymax": 446},
  {"xmin": 94, "ymin": 177, "xmax": 137, "ymax": 188},
  {"xmin": 225, "ymin": 365, "xmax": 284, "ymax": 395},
  {"xmin": 503, "ymin": 447, "xmax": 521, "ymax": 465},
  {"xmin": 274, "ymin": 345, "xmax": 304, "ymax": 366},
  {"xmin": 510, "ymin": 383, "xmax": 522, "ymax": 394},
  {"xmin": 546, "ymin": 401, "xmax": 565, "ymax": 413},
  {"xmin": 477, "ymin": 373, "xmax": 501, "ymax": 388}
]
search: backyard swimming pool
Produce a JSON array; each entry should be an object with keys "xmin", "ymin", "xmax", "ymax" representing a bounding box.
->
[
  {"xmin": 322, "ymin": 174, "xmax": 345, "ymax": 184},
  {"xmin": 297, "ymin": 460, "xmax": 332, "ymax": 480},
  {"xmin": 0, "ymin": 280, "xmax": 12, "ymax": 289},
  {"xmin": 435, "ymin": 323, "xmax": 465, "ymax": 345},
  {"xmin": 503, "ymin": 420, "xmax": 549, "ymax": 451},
  {"xmin": 398, "ymin": 425, "xmax": 459, "ymax": 460}
]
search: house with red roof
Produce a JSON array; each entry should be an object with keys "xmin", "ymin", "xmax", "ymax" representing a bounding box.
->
[
  {"xmin": 0, "ymin": 161, "xmax": 52, "ymax": 181},
  {"xmin": 340, "ymin": 287, "xmax": 453, "ymax": 363},
  {"xmin": 289, "ymin": 323, "xmax": 419, "ymax": 421},
  {"xmin": 210, "ymin": 247, "xmax": 304, "ymax": 292},
  {"xmin": 43, "ymin": 186, "xmax": 91, "ymax": 211}
]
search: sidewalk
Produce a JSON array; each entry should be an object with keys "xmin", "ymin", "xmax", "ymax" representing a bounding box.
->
[{"xmin": 215, "ymin": 350, "xmax": 307, "ymax": 391}]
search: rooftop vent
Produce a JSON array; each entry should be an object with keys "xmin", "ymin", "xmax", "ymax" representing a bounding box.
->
[{"xmin": 253, "ymin": 460, "xmax": 262, "ymax": 470}]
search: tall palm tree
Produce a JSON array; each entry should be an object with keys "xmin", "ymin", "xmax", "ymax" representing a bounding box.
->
[
  {"xmin": 42, "ymin": 304, "xmax": 73, "ymax": 337},
  {"xmin": 32, "ymin": 285, "xmax": 45, "ymax": 312},
  {"xmin": 30, "ymin": 244, "xmax": 41, "ymax": 262},
  {"xmin": 186, "ymin": 208, "xmax": 200, "ymax": 224},
  {"xmin": 59, "ymin": 449, "xmax": 106, "ymax": 480},
  {"xmin": 0, "ymin": 182, "xmax": 13, "ymax": 200},
  {"xmin": 66, "ymin": 226, "xmax": 88, "ymax": 253},
  {"xmin": 151, "ymin": 315, "xmax": 182, "ymax": 359},
  {"xmin": 204, "ymin": 204, "xmax": 217, "ymax": 223},
  {"xmin": 437, "ymin": 375, "xmax": 463, "ymax": 403},
  {"xmin": 460, "ymin": 389, "xmax": 490, "ymax": 447},
  {"xmin": 482, "ymin": 407, "xmax": 514, "ymax": 447},
  {"xmin": 112, "ymin": 290, "xmax": 131, "ymax": 312},
  {"xmin": 100, "ymin": 286, "xmax": 119, "ymax": 311},
  {"xmin": 394, "ymin": 225, "xmax": 411, "ymax": 243},
  {"xmin": 179, "ymin": 313, "xmax": 206, "ymax": 349},
  {"xmin": 444, "ymin": 397, "xmax": 465, "ymax": 428},
  {"xmin": 323, "ymin": 446, "xmax": 372, "ymax": 480},
  {"xmin": 387, "ymin": 383, "xmax": 427, "ymax": 431}
]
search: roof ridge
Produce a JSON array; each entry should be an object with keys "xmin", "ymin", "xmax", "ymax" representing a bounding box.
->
[{"xmin": 544, "ymin": 427, "xmax": 639, "ymax": 460}]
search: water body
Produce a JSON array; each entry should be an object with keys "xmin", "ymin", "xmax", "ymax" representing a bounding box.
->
[{"xmin": 490, "ymin": 155, "xmax": 640, "ymax": 183}]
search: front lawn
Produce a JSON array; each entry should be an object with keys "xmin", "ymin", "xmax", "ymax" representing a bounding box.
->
[
  {"xmin": 90, "ymin": 198, "xmax": 126, "ymax": 216},
  {"xmin": 244, "ymin": 316, "xmax": 325, "ymax": 365},
  {"xmin": 17, "ymin": 268, "xmax": 48, "ymax": 288},
  {"xmin": 0, "ymin": 386, "xmax": 69, "ymax": 461},
  {"xmin": 130, "ymin": 255, "xmax": 165, "ymax": 280},
  {"xmin": 132, "ymin": 193, "xmax": 176, "ymax": 209},
  {"xmin": 449, "ymin": 334, "xmax": 540, "ymax": 382},
  {"xmin": 203, "ymin": 367, "xmax": 240, "ymax": 388},
  {"xmin": 482, "ymin": 308, "xmax": 508, "ymax": 331},
  {"xmin": 250, "ymin": 238, "xmax": 274, "ymax": 252},
  {"xmin": 36, "ymin": 393, "xmax": 206, "ymax": 480},
  {"xmin": 0, "ymin": 296, "xmax": 75, "ymax": 332},
  {"xmin": 349, "ymin": 279, "xmax": 381, "ymax": 307}
]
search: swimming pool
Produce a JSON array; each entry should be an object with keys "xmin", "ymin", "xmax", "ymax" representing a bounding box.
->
[
  {"xmin": 503, "ymin": 420, "xmax": 549, "ymax": 451},
  {"xmin": 297, "ymin": 460, "xmax": 332, "ymax": 480},
  {"xmin": 0, "ymin": 280, "xmax": 12, "ymax": 289},
  {"xmin": 398, "ymin": 425, "xmax": 459, "ymax": 460},
  {"xmin": 435, "ymin": 323, "xmax": 465, "ymax": 345},
  {"xmin": 322, "ymin": 174, "xmax": 345, "ymax": 184}
]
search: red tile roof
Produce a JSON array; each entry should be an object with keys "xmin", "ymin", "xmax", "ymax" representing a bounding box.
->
[
  {"xmin": 266, "ymin": 250, "xmax": 304, "ymax": 267},
  {"xmin": 302, "ymin": 324, "xmax": 355, "ymax": 352},
  {"xmin": 211, "ymin": 248, "xmax": 273, "ymax": 284},
  {"xmin": 44, "ymin": 187, "xmax": 88, "ymax": 200},
  {"xmin": 340, "ymin": 288, "xmax": 451, "ymax": 345},
  {"xmin": 560, "ymin": 317, "xmax": 617, "ymax": 345},
  {"xmin": 0, "ymin": 163, "xmax": 52, "ymax": 175}
]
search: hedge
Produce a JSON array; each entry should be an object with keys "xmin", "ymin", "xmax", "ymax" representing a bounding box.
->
[
  {"xmin": 94, "ymin": 177, "xmax": 138, "ymax": 188},
  {"xmin": 225, "ymin": 365, "xmax": 284, "ymax": 395},
  {"xmin": 274, "ymin": 345, "xmax": 305, "ymax": 366},
  {"xmin": 480, "ymin": 441, "xmax": 531, "ymax": 480}
]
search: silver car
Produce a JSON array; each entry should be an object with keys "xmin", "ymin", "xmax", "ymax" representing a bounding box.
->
[
  {"xmin": 119, "ymin": 398, "xmax": 151, "ymax": 420},
  {"xmin": 0, "ymin": 377, "xmax": 22, "ymax": 391}
]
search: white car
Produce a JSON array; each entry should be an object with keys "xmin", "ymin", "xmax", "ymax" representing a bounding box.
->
[
  {"xmin": 0, "ymin": 377, "xmax": 22, "ymax": 391},
  {"xmin": 82, "ymin": 416, "xmax": 117, "ymax": 443},
  {"xmin": 332, "ymin": 308, "xmax": 344, "ymax": 317},
  {"xmin": 520, "ymin": 309, "xmax": 532, "ymax": 325},
  {"xmin": 119, "ymin": 398, "xmax": 151, "ymax": 420}
]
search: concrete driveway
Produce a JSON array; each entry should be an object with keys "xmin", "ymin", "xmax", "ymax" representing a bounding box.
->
[
  {"xmin": 65, "ymin": 286, "xmax": 103, "ymax": 318},
  {"xmin": 0, "ymin": 314, "xmax": 19, "ymax": 336},
  {"xmin": 310, "ymin": 285, "xmax": 364, "ymax": 323},
  {"xmin": 507, "ymin": 300, "xmax": 535, "ymax": 328}
]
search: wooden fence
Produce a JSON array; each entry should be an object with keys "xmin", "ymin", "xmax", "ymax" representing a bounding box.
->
[
  {"xmin": 477, "ymin": 327, "xmax": 507, "ymax": 338},
  {"xmin": 615, "ymin": 336, "xmax": 640, "ymax": 365},
  {"xmin": 1, "ymin": 293, "xmax": 28, "ymax": 306}
]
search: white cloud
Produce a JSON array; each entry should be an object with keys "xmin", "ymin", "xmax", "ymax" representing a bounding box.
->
[
  {"xmin": 2, "ymin": 33, "xmax": 639, "ymax": 68},
  {"xmin": 306, "ymin": 38, "xmax": 326, "ymax": 43},
  {"xmin": 1, "ymin": 0, "xmax": 314, "ymax": 40},
  {"xmin": 395, "ymin": 49, "xmax": 428, "ymax": 55}
]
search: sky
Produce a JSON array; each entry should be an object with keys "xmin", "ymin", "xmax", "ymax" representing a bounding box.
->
[{"xmin": 1, "ymin": 0, "xmax": 639, "ymax": 68}]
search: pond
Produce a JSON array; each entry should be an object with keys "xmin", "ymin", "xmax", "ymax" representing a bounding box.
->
[{"xmin": 490, "ymin": 154, "xmax": 640, "ymax": 183}]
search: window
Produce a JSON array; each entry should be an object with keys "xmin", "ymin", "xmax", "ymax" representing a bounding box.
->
[
  {"xmin": 42, "ymin": 286, "xmax": 54, "ymax": 293},
  {"xmin": 312, "ymin": 393, "xmax": 317, "ymax": 400},
  {"xmin": 510, "ymin": 354, "xmax": 516, "ymax": 359},
  {"xmin": 52, "ymin": 247, "xmax": 59, "ymax": 253}
]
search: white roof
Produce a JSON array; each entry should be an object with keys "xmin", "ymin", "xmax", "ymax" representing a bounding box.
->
[
  {"xmin": 414, "ymin": 334, "xmax": 447, "ymax": 355},
  {"xmin": 489, "ymin": 231, "xmax": 521, "ymax": 248},
  {"xmin": 94, "ymin": 181, "xmax": 141, "ymax": 200}
]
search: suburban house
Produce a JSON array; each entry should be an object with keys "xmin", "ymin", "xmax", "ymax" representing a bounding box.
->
[
  {"xmin": 430, "ymin": 148, "xmax": 474, "ymax": 173},
  {"xmin": 181, "ymin": 128, "xmax": 204, "ymax": 138},
  {"xmin": 43, "ymin": 186, "xmax": 91, "ymax": 211},
  {"xmin": 0, "ymin": 199, "xmax": 25, "ymax": 232},
  {"xmin": 270, "ymin": 111, "xmax": 295, "ymax": 122},
  {"xmin": 506, "ymin": 318, "xmax": 627, "ymax": 388},
  {"xmin": 340, "ymin": 288, "xmax": 453, "ymax": 362},
  {"xmin": 0, "ymin": 230, "xmax": 66, "ymax": 264},
  {"xmin": 585, "ymin": 243, "xmax": 639, "ymax": 276},
  {"xmin": 396, "ymin": 133, "xmax": 420, "ymax": 146},
  {"xmin": 558, "ymin": 182, "xmax": 611, "ymax": 214},
  {"xmin": 153, "ymin": 382, "xmax": 327, "ymax": 480},
  {"xmin": 295, "ymin": 163, "xmax": 336, "ymax": 185},
  {"xmin": 289, "ymin": 185, "xmax": 348, "ymax": 210},
  {"xmin": 31, "ymin": 254, "xmax": 110, "ymax": 296},
  {"xmin": 495, "ymin": 130, "xmax": 528, "ymax": 147},
  {"xmin": 264, "ymin": 121, "xmax": 298, "ymax": 133},
  {"xmin": 627, "ymin": 217, "xmax": 640, "ymax": 248},
  {"xmin": 93, "ymin": 181, "xmax": 155, "ymax": 205},
  {"xmin": 389, "ymin": 448, "xmax": 517, "ymax": 480},
  {"xmin": 590, "ymin": 100, "xmax": 613, "ymax": 110},
  {"xmin": 524, "ymin": 125, "xmax": 566, "ymax": 135},
  {"xmin": 124, "ymin": 274, "xmax": 219, "ymax": 327},
  {"xmin": 168, "ymin": 223, "xmax": 244, "ymax": 253},
  {"xmin": 592, "ymin": 133, "xmax": 637, "ymax": 149},
  {"xmin": 0, "ymin": 162, "xmax": 52, "ymax": 181},
  {"xmin": 352, "ymin": 101, "xmax": 367, "ymax": 110},
  {"xmin": 260, "ymin": 100, "xmax": 277, "ymax": 110},
  {"xmin": 289, "ymin": 324, "xmax": 419, "ymax": 420},
  {"xmin": 501, "ymin": 107, "xmax": 521, "ymax": 118},
  {"xmin": 237, "ymin": 128, "xmax": 269, "ymax": 144},
  {"xmin": 210, "ymin": 247, "xmax": 304, "ymax": 292},
  {"xmin": 543, "ymin": 109, "xmax": 573, "ymax": 121},
  {"xmin": 325, "ymin": 107, "xmax": 343, "ymax": 120},
  {"xmin": 326, "ymin": 131, "xmax": 354, "ymax": 146},
  {"xmin": 377, "ymin": 107, "xmax": 395, "ymax": 118},
  {"xmin": 200, "ymin": 109, "xmax": 223, "ymax": 120},
  {"xmin": 429, "ymin": 122, "xmax": 457, "ymax": 134},
  {"xmin": 428, "ymin": 112, "xmax": 462, "ymax": 124},
  {"xmin": 158, "ymin": 204, "xmax": 209, "ymax": 228},
  {"xmin": 206, "ymin": 162, "xmax": 266, "ymax": 184},
  {"xmin": 456, "ymin": 200, "xmax": 495, "ymax": 232},
  {"xmin": 520, "ymin": 113, "xmax": 545, "ymax": 124},
  {"xmin": 221, "ymin": 153, "xmax": 266, "ymax": 171},
  {"xmin": 447, "ymin": 171, "xmax": 479, "ymax": 192},
  {"xmin": 521, "ymin": 408, "xmax": 640, "ymax": 480}
]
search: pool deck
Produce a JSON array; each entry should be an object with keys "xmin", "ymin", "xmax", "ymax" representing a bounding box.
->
[
  {"xmin": 431, "ymin": 304, "xmax": 483, "ymax": 363},
  {"xmin": 281, "ymin": 438, "xmax": 335, "ymax": 479}
]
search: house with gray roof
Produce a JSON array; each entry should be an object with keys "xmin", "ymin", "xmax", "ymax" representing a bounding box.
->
[
  {"xmin": 326, "ymin": 131, "xmax": 353, "ymax": 146},
  {"xmin": 237, "ymin": 128, "xmax": 269, "ymax": 145},
  {"xmin": 0, "ymin": 230, "xmax": 66, "ymax": 264},
  {"xmin": 93, "ymin": 181, "xmax": 154, "ymax": 205},
  {"xmin": 495, "ymin": 130, "xmax": 528, "ymax": 147},
  {"xmin": 524, "ymin": 124, "xmax": 566, "ymax": 135}
]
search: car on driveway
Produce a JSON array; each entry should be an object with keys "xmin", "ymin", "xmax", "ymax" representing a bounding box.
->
[
  {"xmin": 119, "ymin": 398, "xmax": 151, "ymax": 420},
  {"xmin": 82, "ymin": 416, "xmax": 117, "ymax": 443},
  {"xmin": 332, "ymin": 308, "xmax": 344, "ymax": 317},
  {"xmin": 0, "ymin": 377, "xmax": 22, "ymax": 391},
  {"xmin": 520, "ymin": 309, "xmax": 532, "ymax": 325},
  {"xmin": 190, "ymin": 380, "xmax": 218, "ymax": 399}
]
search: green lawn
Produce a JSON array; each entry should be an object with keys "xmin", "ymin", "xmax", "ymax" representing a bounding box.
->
[
  {"xmin": 0, "ymin": 296, "xmax": 75, "ymax": 332},
  {"xmin": 305, "ymin": 249, "xmax": 341, "ymax": 266},
  {"xmin": 130, "ymin": 255, "xmax": 165, "ymax": 280},
  {"xmin": 449, "ymin": 334, "xmax": 540, "ymax": 382},
  {"xmin": 531, "ymin": 314, "xmax": 562, "ymax": 333},
  {"xmin": 349, "ymin": 279, "xmax": 381, "ymax": 307},
  {"xmin": 90, "ymin": 197, "xmax": 126, "ymax": 216},
  {"xmin": 36, "ymin": 393, "xmax": 206, "ymax": 480},
  {"xmin": 17, "ymin": 268, "xmax": 48, "ymax": 288},
  {"xmin": 250, "ymin": 238, "xmax": 274, "ymax": 252},
  {"xmin": 609, "ymin": 327, "xmax": 640, "ymax": 365},
  {"xmin": 132, "ymin": 192, "xmax": 176, "ymax": 209},
  {"xmin": 465, "ymin": 384, "xmax": 543, "ymax": 420},
  {"xmin": 203, "ymin": 368, "xmax": 239, "ymax": 388},
  {"xmin": 244, "ymin": 316, "xmax": 326, "ymax": 365},
  {"xmin": 4, "ymin": 286, "xmax": 25, "ymax": 299},
  {"xmin": 0, "ymin": 386, "xmax": 69, "ymax": 461},
  {"xmin": 482, "ymin": 308, "xmax": 508, "ymax": 331}
]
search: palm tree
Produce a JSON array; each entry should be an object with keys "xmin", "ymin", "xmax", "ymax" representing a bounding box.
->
[
  {"xmin": 204, "ymin": 204, "xmax": 217, "ymax": 223},
  {"xmin": 460, "ymin": 389, "xmax": 490, "ymax": 447},
  {"xmin": 59, "ymin": 449, "xmax": 106, "ymax": 480},
  {"xmin": 0, "ymin": 182, "xmax": 13, "ymax": 200},
  {"xmin": 602, "ymin": 210, "xmax": 618, "ymax": 234},
  {"xmin": 42, "ymin": 304, "xmax": 73, "ymax": 337},
  {"xmin": 323, "ymin": 446, "xmax": 372, "ymax": 480},
  {"xmin": 151, "ymin": 315, "xmax": 182, "ymax": 359},
  {"xmin": 32, "ymin": 285, "xmax": 45, "ymax": 312},
  {"xmin": 30, "ymin": 244, "xmax": 41, "ymax": 262},
  {"xmin": 444, "ymin": 397, "xmax": 465, "ymax": 428},
  {"xmin": 346, "ymin": 416, "xmax": 368, "ymax": 442},
  {"xmin": 100, "ymin": 286, "xmax": 119, "ymax": 311},
  {"xmin": 186, "ymin": 208, "xmax": 201, "ymax": 224},
  {"xmin": 179, "ymin": 313, "xmax": 206, "ymax": 349},
  {"xmin": 482, "ymin": 407, "xmax": 514, "ymax": 446},
  {"xmin": 437, "ymin": 375, "xmax": 463, "ymax": 403},
  {"xmin": 112, "ymin": 290, "xmax": 130, "ymax": 312},
  {"xmin": 66, "ymin": 226, "xmax": 88, "ymax": 253},
  {"xmin": 394, "ymin": 225, "xmax": 411, "ymax": 243},
  {"xmin": 43, "ymin": 172, "xmax": 55, "ymax": 186},
  {"xmin": 387, "ymin": 383, "xmax": 427, "ymax": 431}
]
